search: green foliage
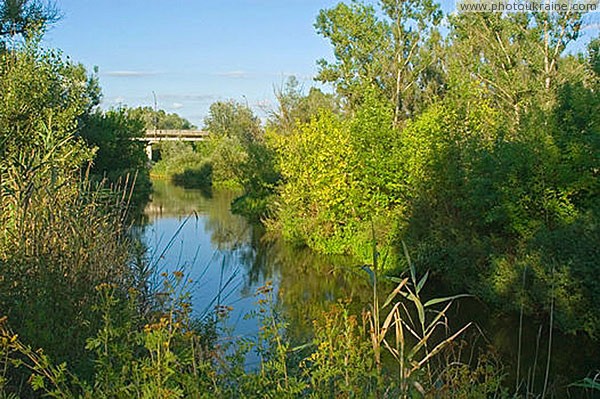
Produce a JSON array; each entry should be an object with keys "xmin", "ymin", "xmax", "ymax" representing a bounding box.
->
[
  {"xmin": 1, "ymin": 269, "xmax": 506, "ymax": 399},
  {"xmin": 396, "ymin": 55, "xmax": 600, "ymax": 336},
  {"xmin": 266, "ymin": 2, "xmax": 599, "ymax": 342},
  {"xmin": 315, "ymin": 0, "xmax": 443, "ymax": 122},
  {"xmin": 150, "ymin": 101, "xmax": 265, "ymax": 194},
  {"xmin": 204, "ymin": 100, "xmax": 261, "ymax": 142},
  {"xmin": 0, "ymin": 41, "xmax": 94, "ymax": 176},
  {"xmin": 0, "ymin": 38, "xmax": 143, "ymax": 395},
  {"xmin": 0, "ymin": 178, "xmax": 133, "ymax": 376},
  {"xmin": 271, "ymin": 92, "xmax": 402, "ymax": 261},
  {"xmin": 79, "ymin": 107, "xmax": 152, "ymax": 213},
  {"xmin": 128, "ymin": 106, "xmax": 196, "ymax": 130},
  {"xmin": 0, "ymin": 2, "xmax": 598, "ymax": 397},
  {"xmin": 151, "ymin": 141, "xmax": 211, "ymax": 186},
  {"xmin": 268, "ymin": 76, "xmax": 339, "ymax": 133},
  {"xmin": 302, "ymin": 303, "xmax": 376, "ymax": 397},
  {"xmin": 0, "ymin": 0, "xmax": 60, "ymax": 44}
]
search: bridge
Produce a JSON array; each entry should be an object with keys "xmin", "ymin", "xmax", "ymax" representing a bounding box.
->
[{"xmin": 140, "ymin": 129, "xmax": 210, "ymax": 159}]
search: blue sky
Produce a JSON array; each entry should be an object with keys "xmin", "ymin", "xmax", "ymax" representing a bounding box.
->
[
  {"xmin": 43, "ymin": 1, "xmax": 598, "ymax": 127},
  {"xmin": 43, "ymin": 0, "xmax": 349, "ymax": 126}
]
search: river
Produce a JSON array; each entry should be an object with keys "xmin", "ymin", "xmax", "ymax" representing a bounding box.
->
[{"xmin": 142, "ymin": 179, "xmax": 599, "ymax": 394}]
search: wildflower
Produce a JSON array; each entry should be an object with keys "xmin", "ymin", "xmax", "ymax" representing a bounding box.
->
[
  {"xmin": 95, "ymin": 282, "xmax": 111, "ymax": 291},
  {"xmin": 255, "ymin": 281, "xmax": 273, "ymax": 295}
]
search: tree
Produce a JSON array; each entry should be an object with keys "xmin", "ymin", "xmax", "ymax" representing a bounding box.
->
[
  {"xmin": 267, "ymin": 76, "xmax": 339, "ymax": 133},
  {"xmin": 204, "ymin": 100, "xmax": 261, "ymax": 143},
  {"xmin": 448, "ymin": 10, "xmax": 589, "ymax": 130},
  {"xmin": 315, "ymin": 0, "xmax": 443, "ymax": 124},
  {"xmin": 272, "ymin": 91, "xmax": 402, "ymax": 258},
  {"xmin": 0, "ymin": 41, "xmax": 95, "ymax": 201},
  {"xmin": 79, "ymin": 107, "xmax": 151, "ymax": 211},
  {"xmin": 0, "ymin": 0, "xmax": 59, "ymax": 45},
  {"xmin": 197, "ymin": 100, "xmax": 262, "ymax": 185},
  {"xmin": 0, "ymin": 36, "xmax": 133, "ymax": 374},
  {"xmin": 128, "ymin": 106, "xmax": 195, "ymax": 130}
]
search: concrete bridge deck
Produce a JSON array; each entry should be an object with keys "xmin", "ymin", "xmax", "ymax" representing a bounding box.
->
[
  {"xmin": 139, "ymin": 130, "xmax": 210, "ymax": 159},
  {"xmin": 143, "ymin": 129, "xmax": 209, "ymax": 142}
]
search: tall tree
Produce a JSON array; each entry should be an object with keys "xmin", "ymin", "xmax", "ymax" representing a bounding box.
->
[
  {"xmin": 315, "ymin": 0, "xmax": 443, "ymax": 124},
  {"xmin": 204, "ymin": 100, "xmax": 261, "ymax": 143},
  {"xmin": 268, "ymin": 76, "xmax": 339, "ymax": 133},
  {"xmin": 0, "ymin": 0, "xmax": 59, "ymax": 44},
  {"xmin": 448, "ymin": 10, "xmax": 588, "ymax": 129}
]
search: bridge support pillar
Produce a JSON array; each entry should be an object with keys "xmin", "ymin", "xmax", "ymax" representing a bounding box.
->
[{"xmin": 145, "ymin": 142, "xmax": 153, "ymax": 160}]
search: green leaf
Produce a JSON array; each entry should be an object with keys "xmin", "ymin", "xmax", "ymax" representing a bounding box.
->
[
  {"xmin": 289, "ymin": 342, "xmax": 314, "ymax": 352},
  {"xmin": 569, "ymin": 377, "xmax": 600, "ymax": 390},
  {"xmin": 30, "ymin": 375, "xmax": 45, "ymax": 391},
  {"xmin": 424, "ymin": 294, "xmax": 471, "ymax": 308},
  {"xmin": 416, "ymin": 271, "xmax": 429, "ymax": 294},
  {"xmin": 382, "ymin": 278, "xmax": 408, "ymax": 309}
]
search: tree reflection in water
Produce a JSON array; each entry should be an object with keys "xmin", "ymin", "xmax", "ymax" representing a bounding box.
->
[
  {"xmin": 142, "ymin": 179, "xmax": 600, "ymax": 386},
  {"xmin": 143, "ymin": 179, "xmax": 372, "ymax": 344}
]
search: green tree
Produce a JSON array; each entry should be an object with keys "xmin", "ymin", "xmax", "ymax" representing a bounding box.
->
[
  {"xmin": 0, "ymin": 41, "xmax": 94, "ymax": 201},
  {"xmin": 0, "ymin": 0, "xmax": 59, "ymax": 44},
  {"xmin": 128, "ymin": 106, "xmax": 196, "ymax": 130},
  {"xmin": 268, "ymin": 76, "xmax": 339, "ymax": 133},
  {"xmin": 202, "ymin": 100, "xmax": 262, "ymax": 184},
  {"xmin": 315, "ymin": 0, "xmax": 443, "ymax": 123},
  {"xmin": 79, "ymin": 108, "xmax": 152, "ymax": 212},
  {"xmin": 0, "ymin": 37, "xmax": 133, "ymax": 381},
  {"xmin": 272, "ymin": 91, "xmax": 402, "ymax": 259},
  {"xmin": 448, "ymin": 11, "xmax": 588, "ymax": 130},
  {"xmin": 204, "ymin": 100, "xmax": 261, "ymax": 142}
]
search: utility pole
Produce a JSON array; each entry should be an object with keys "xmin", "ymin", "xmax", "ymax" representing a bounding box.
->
[{"xmin": 152, "ymin": 91, "xmax": 158, "ymax": 135}]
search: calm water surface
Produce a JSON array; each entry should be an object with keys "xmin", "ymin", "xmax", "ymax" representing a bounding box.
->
[
  {"xmin": 143, "ymin": 179, "xmax": 599, "ymax": 393},
  {"xmin": 143, "ymin": 179, "xmax": 371, "ymax": 343}
]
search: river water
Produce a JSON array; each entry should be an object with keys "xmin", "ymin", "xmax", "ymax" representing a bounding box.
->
[{"xmin": 143, "ymin": 179, "xmax": 598, "ymax": 394}]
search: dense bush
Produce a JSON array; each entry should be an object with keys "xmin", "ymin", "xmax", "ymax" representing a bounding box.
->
[
  {"xmin": 262, "ymin": 5, "xmax": 600, "ymax": 340},
  {"xmin": 79, "ymin": 108, "xmax": 152, "ymax": 214},
  {"xmin": 0, "ymin": 36, "xmax": 142, "ymax": 391}
]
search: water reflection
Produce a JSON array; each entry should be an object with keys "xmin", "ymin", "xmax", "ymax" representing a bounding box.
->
[
  {"xmin": 142, "ymin": 179, "xmax": 599, "ymax": 392},
  {"xmin": 143, "ymin": 179, "xmax": 368, "ymax": 343}
]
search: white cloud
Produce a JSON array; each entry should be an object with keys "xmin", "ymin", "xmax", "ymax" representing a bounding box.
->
[
  {"xmin": 160, "ymin": 93, "xmax": 216, "ymax": 102},
  {"xmin": 215, "ymin": 70, "xmax": 250, "ymax": 79},
  {"xmin": 103, "ymin": 70, "xmax": 158, "ymax": 78},
  {"xmin": 172, "ymin": 102, "xmax": 184, "ymax": 109}
]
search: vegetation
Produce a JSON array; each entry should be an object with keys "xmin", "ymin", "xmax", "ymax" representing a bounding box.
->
[
  {"xmin": 1, "ymin": 263, "xmax": 513, "ymax": 399},
  {"xmin": 0, "ymin": 28, "xmax": 138, "ymax": 399},
  {"xmin": 0, "ymin": 0, "xmax": 598, "ymax": 397},
  {"xmin": 79, "ymin": 107, "xmax": 152, "ymax": 214},
  {"xmin": 129, "ymin": 106, "xmax": 197, "ymax": 131},
  {"xmin": 150, "ymin": 100, "xmax": 276, "ymax": 200},
  {"xmin": 261, "ymin": 5, "xmax": 600, "ymax": 342}
]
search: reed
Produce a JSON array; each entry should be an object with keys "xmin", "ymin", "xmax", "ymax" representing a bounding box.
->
[{"xmin": 366, "ymin": 239, "xmax": 471, "ymax": 397}]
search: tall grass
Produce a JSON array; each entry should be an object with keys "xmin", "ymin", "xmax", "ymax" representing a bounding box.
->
[
  {"xmin": 0, "ymin": 158, "xmax": 146, "ymax": 392},
  {"xmin": 365, "ymin": 236, "xmax": 473, "ymax": 397}
]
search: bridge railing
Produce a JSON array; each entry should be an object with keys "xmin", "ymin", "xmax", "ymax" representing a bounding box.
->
[{"xmin": 145, "ymin": 129, "xmax": 209, "ymax": 138}]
